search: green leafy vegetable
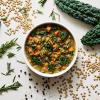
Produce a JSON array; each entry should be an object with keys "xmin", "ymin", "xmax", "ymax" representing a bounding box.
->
[
  {"xmin": 48, "ymin": 64, "xmax": 55, "ymax": 72},
  {"xmin": 55, "ymin": 0, "xmax": 100, "ymax": 46},
  {"xmin": 44, "ymin": 43, "xmax": 53, "ymax": 51},
  {"xmin": 59, "ymin": 56, "xmax": 69, "ymax": 65},
  {"xmin": 32, "ymin": 56, "xmax": 42, "ymax": 65},
  {"xmin": 31, "ymin": 32, "xmax": 36, "ymax": 36},
  {"xmin": 1, "ymin": 63, "xmax": 14, "ymax": 76},
  {"xmin": 57, "ymin": 0, "xmax": 100, "ymax": 19},
  {"xmin": 60, "ymin": 31, "xmax": 68, "ymax": 40},
  {"xmin": 81, "ymin": 23, "xmax": 100, "ymax": 46},
  {"xmin": 55, "ymin": 0, "xmax": 98, "ymax": 25},
  {"xmin": 70, "ymin": 51, "xmax": 75, "ymax": 56},
  {"xmin": 38, "ymin": 0, "xmax": 47, "ymax": 7},
  {"xmin": 37, "ymin": 31, "xmax": 48, "ymax": 35},
  {"xmin": 31, "ymin": 45, "xmax": 36, "ymax": 51},
  {"xmin": 7, "ymin": 52, "xmax": 15, "ymax": 58},
  {"xmin": 0, "ymin": 39, "xmax": 17, "ymax": 58},
  {"xmin": 0, "ymin": 81, "xmax": 22, "ymax": 94},
  {"xmin": 53, "ymin": 37, "xmax": 58, "ymax": 42},
  {"xmin": 31, "ymin": 30, "xmax": 48, "ymax": 36}
]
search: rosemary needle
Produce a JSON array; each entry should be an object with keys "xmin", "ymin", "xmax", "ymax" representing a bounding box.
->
[
  {"xmin": 13, "ymin": 75, "xmax": 16, "ymax": 83},
  {"xmin": 0, "ymin": 39, "xmax": 17, "ymax": 58},
  {"xmin": 17, "ymin": 60, "xmax": 26, "ymax": 64}
]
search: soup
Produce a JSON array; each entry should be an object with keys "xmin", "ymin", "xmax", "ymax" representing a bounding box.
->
[{"xmin": 25, "ymin": 23, "xmax": 75, "ymax": 74}]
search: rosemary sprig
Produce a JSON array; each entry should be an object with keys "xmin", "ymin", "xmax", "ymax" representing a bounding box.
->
[
  {"xmin": 38, "ymin": 0, "xmax": 47, "ymax": 7},
  {"xmin": 0, "ymin": 39, "xmax": 17, "ymax": 58},
  {"xmin": 49, "ymin": 9, "xmax": 60, "ymax": 21},
  {"xmin": 17, "ymin": 60, "xmax": 26, "ymax": 64},
  {"xmin": 1, "ymin": 63, "xmax": 14, "ymax": 76},
  {"xmin": 0, "ymin": 81, "xmax": 22, "ymax": 94},
  {"xmin": 7, "ymin": 52, "xmax": 15, "ymax": 58}
]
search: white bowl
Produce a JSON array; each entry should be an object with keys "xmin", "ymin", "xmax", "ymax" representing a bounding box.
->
[{"xmin": 23, "ymin": 22, "xmax": 78, "ymax": 77}]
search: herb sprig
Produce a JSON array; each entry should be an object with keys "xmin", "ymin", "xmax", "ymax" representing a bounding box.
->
[
  {"xmin": 49, "ymin": 9, "xmax": 60, "ymax": 21},
  {"xmin": 0, "ymin": 81, "xmax": 22, "ymax": 94},
  {"xmin": 38, "ymin": 0, "xmax": 47, "ymax": 7},
  {"xmin": 0, "ymin": 39, "xmax": 17, "ymax": 58},
  {"xmin": 1, "ymin": 63, "xmax": 14, "ymax": 76}
]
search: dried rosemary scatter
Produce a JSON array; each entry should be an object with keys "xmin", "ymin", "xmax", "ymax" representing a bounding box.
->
[
  {"xmin": 0, "ymin": 81, "xmax": 22, "ymax": 94},
  {"xmin": 7, "ymin": 52, "xmax": 15, "ymax": 58},
  {"xmin": 1, "ymin": 63, "xmax": 14, "ymax": 76},
  {"xmin": 38, "ymin": 0, "xmax": 47, "ymax": 7},
  {"xmin": 0, "ymin": 39, "xmax": 17, "ymax": 58},
  {"xmin": 49, "ymin": 9, "xmax": 60, "ymax": 21}
]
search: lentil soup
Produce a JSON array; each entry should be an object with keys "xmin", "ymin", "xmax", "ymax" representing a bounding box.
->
[{"xmin": 25, "ymin": 23, "xmax": 76, "ymax": 74}]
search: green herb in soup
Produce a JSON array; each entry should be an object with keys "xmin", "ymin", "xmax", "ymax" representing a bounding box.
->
[{"xmin": 25, "ymin": 23, "xmax": 75, "ymax": 74}]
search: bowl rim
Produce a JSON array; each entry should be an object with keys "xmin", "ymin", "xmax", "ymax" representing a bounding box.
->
[{"xmin": 23, "ymin": 22, "xmax": 78, "ymax": 77}]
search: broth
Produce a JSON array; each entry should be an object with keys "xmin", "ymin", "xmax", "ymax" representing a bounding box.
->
[{"xmin": 25, "ymin": 23, "xmax": 75, "ymax": 74}]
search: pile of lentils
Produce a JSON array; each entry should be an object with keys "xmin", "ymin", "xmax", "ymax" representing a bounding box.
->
[
  {"xmin": 0, "ymin": 0, "xmax": 39, "ymax": 34},
  {"xmin": 17, "ymin": 48, "xmax": 100, "ymax": 100}
]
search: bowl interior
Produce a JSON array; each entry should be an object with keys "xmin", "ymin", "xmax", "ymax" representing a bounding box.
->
[{"xmin": 24, "ymin": 22, "xmax": 78, "ymax": 77}]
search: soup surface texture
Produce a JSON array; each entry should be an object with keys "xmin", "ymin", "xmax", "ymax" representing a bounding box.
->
[{"xmin": 25, "ymin": 23, "xmax": 75, "ymax": 74}]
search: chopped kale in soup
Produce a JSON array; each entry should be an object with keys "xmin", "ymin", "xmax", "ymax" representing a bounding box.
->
[{"xmin": 25, "ymin": 23, "xmax": 75, "ymax": 74}]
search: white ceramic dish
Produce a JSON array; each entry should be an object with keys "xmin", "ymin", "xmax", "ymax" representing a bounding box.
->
[{"xmin": 23, "ymin": 22, "xmax": 78, "ymax": 77}]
